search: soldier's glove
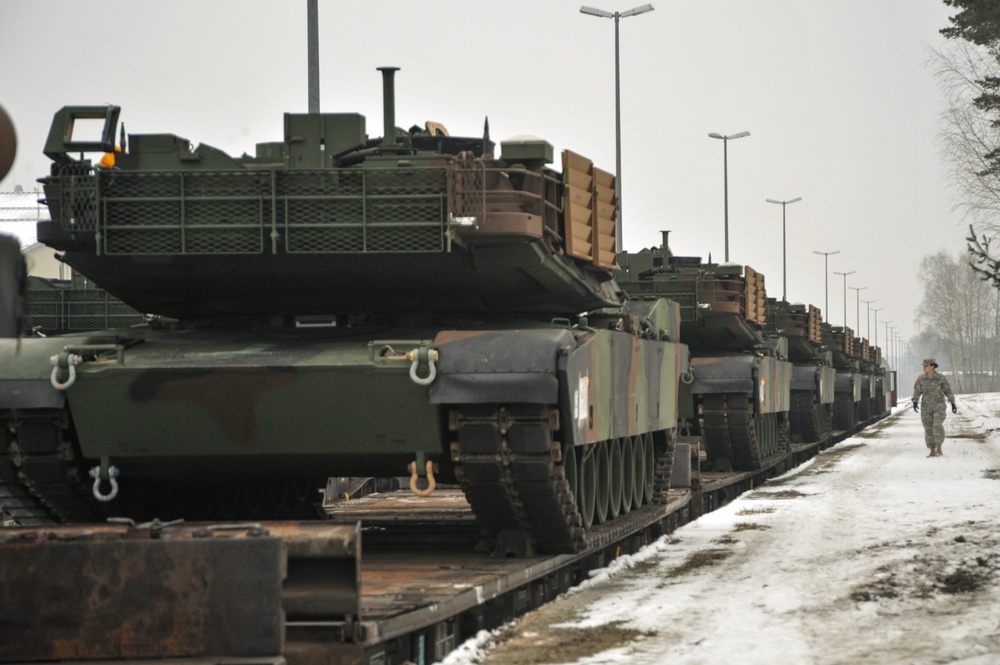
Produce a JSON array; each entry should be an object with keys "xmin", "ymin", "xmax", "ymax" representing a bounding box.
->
[
  {"xmin": 952, "ymin": 403, "xmax": 957, "ymax": 414},
  {"xmin": 913, "ymin": 403, "xmax": 919, "ymax": 413}
]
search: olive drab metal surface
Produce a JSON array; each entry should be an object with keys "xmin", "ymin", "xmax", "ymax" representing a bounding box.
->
[
  {"xmin": 1, "ymin": 68, "xmax": 688, "ymax": 555},
  {"xmin": 616, "ymin": 234, "xmax": 793, "ymax": 472}
]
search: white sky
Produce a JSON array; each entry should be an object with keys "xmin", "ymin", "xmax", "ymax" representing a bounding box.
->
[
  {"xmin": 449, "ymin": 395, "xmax": 1000, "ymax": 664},
  {"xmin": 0, "ymin": 1, "xmax": 967, "ymax": 346}
]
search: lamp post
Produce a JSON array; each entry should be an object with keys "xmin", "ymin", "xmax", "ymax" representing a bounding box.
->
[
  {"xmin": 812, "ymin": 250, "xmax": 840, "ymax": 321},
  {"xmin": 887, "ymin": 324, "xmax": 896, "ymax": 367},
  {"xmin": 871, "ymin": 308, "xmax": 883, "ymax": 347},
  {"xmin": 833, "ymin": 270, "xmax": 855, "ymax": 328},
  {"xmin": 765, "ymin": 197, "xmax": 801, "ymax": 301},
  {"xmin": 709, "ymin": 131, "xmax": 750, "ymax": 261},
  {"xmin": 580, "ymin": 3, "xmax": 655, "ymax": 252},
  {"xmin": 849, "ymin": 285, "xmax": 867, "ymax": 333},
  {"xmin": 888, "ymin": 319, "xmax": 892, "ymax": 364},
  {"xmin": 861, "ymin": 298, "xmax": 876, "ymax": 340}
]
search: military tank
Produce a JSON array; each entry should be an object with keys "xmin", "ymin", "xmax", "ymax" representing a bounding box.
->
[
  {"xmin": 0, "ymin": 68, "xmax": 690, "ymax": 553},
  {"xmin": 617, "ymin": 233, "xmax": 792, "ymax": 472},
  {"xmin": 822, "ymin": 324, "xmax": 864, "ymax": 431},
  {"xmin": 763, "ymin": 299, "xmax": 835, "ymax": 445}
]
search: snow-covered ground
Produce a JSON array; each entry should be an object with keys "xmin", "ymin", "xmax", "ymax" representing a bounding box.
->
[{"xmin": 445, "ymin": 394, "xmax": 1000, "ymax": 665}]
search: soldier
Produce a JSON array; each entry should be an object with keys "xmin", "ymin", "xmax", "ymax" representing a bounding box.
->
[{"xmin": 912, "ymin": 358, "xmax": 957, "ymax": 457}]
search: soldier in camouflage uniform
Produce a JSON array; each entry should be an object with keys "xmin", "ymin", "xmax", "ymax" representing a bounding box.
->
[{"xmin": 912, "ymin": 358, "xmax": 956, "ymax": 457}]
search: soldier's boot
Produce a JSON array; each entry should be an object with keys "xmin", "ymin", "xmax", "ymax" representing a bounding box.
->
[
  {"xmin": 927, "ymin": 447, "xmax": 936, "ymax": 457},
  {"xmin": 936, "ymin": 445, "xmax": 943, "ymax": 457}
]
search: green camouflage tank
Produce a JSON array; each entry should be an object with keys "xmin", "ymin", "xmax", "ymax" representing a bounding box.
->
[{"xmin": 0, "ymin": 69, "xmax": 688, "ymax": 554}]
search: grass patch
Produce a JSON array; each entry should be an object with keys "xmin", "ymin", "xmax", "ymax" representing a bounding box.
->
[
  {"xmin": 737, "ymin": 507, "xmax": 776, "ymax": 516},
  {"xmin": 488, "ymin": 622, "xmax": 654, "ymax": 664},
  {"xmin": 666, "ymin": 549, "xmax": 731, "ymax": 578},
  {"xmin": 733, "ymin": 522, "xmax": 770, "ymax": 532},
  {"xmin": 940, "ymin": 569, "xmax": 985, "ymax": 594},
  {"xmin": 982, "ymin": 469, "xmax": 1000, "ymax": 480},
  {"xmin": 752, "ymin": 489, "xmax": 807, "ymax": 500},
  {"xmin": 850, "ymin": 584, "xmax": 899, "ymax": 602}
]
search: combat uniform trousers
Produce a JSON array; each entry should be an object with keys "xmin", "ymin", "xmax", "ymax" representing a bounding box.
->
[{"xmin": 920, "ymin": 401, "xmax": 947, "ymax": 450}]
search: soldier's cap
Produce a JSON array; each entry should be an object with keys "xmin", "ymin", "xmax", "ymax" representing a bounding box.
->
[{"xmin": 922, "ymin": 358, "xmax": 938, "ymax": 367}]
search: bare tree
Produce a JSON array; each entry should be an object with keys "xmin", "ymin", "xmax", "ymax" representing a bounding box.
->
[
  {"xmin": 917, "ymin": 250, "xmax": 1000, "ymax": 392},
  {"xmin": 932, "ymin": 40, "xmax": 1000, "ymax": 231}
]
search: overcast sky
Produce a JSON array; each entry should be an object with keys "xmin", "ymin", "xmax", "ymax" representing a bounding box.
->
[{"xmin": 0, "ymin": 0, "xmax": 966, "ymax": 349}]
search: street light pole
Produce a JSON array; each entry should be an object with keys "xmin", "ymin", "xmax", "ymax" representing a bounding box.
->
[
  {"xmin": 765, "ymin": 197, "xmax": 802, "ymax": 301},
  {"xmin": 871, "ymin": 308, "xmax": 883, "ymax": 347},
  {"xmin": 812, "ymin": 250, "xmax": 840, "ymax": 321},
  {"xmin": 849, "ymin": 286, "xmax": 867, "ymax": 333},
  {"xmin": 861, "ymin": 299, "xmax": 876, "ymax": 340},
  {"xmin": 581, "ymin": 4, "xmax": 655, "ymax": 252},
  {"xmin": 833, "ymin": 270, "xmax": 856, "ymax": 328},
  {"xmin": 887, "ymin": 324, "xmax": 896, "ymax": 367},
  {"xmin": 709, "ymin": 131, "xmax": 750, "ymax": 261}
]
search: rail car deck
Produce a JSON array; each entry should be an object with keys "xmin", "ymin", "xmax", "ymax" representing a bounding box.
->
[{"xmin": 0, "ymin": 418, "xmax": 883, "ymax": 665}]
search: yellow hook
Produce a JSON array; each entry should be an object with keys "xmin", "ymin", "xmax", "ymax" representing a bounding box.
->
[{"xmin": 408, "ymin": 460, "xmax": 437, "ymax": 497}]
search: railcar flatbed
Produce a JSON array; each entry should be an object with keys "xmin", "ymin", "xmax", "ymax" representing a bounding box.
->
[{"xmin": 1, "ymin": 415, "xmax": 885, "ymax": 665}]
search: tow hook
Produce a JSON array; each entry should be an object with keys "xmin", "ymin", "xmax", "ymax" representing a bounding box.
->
[
  {"xmin": 50, "ymin": 352, "xmax": 83, "ymax": 390},
  {"xmin": 89, "ymin": 457, "xmax": 119, "ymax": 502},
  {"xmin": 408, "ymin": 459, "xmax": 437, "ymax": 497},
  {"xmin": 407, "ymin": 347, "xmax": 439, "ymax": 386}
]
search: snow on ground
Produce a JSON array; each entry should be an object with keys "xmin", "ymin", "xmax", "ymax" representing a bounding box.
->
[{"xmin": 444, "ymin": 394, "xmax": 1000, "ymax": 665}]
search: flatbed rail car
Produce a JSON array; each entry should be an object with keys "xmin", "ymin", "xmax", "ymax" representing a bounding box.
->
[{"xmin": 0, "ymin": 412, "xmax": 889, "ymax": 665}]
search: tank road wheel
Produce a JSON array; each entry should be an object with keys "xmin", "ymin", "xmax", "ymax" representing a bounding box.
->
[
  {"xmin": 621, "ymin": 436, "xmax": 635, "ymax": 513},
  {"xmin": 595, "ymin": 441, "xmax": 611, "ymax": 525},
  {"xmin": 642, "ymin": 432, "xmax": 656, "ymax": 505},
  {"xmin": 450, "ymin": 406, "xmax": 677, "ymax": 553},
  {"xmin": 608, "ymin": 438, "xmax": 624, "ymax": 519},
  {"xmin": 631, "ymin": 435, "xmax": 646, "ymax": 509},
  {"xmin": 577, "ymin": 445, "xmax": 597, "ymax": 529}
]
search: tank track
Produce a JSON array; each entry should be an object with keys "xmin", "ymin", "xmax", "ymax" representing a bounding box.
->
[
  {"xmin": 857, "ymin": 393, "xmax": 872, "ymax": 421},
  {"xmin": 833, "ymin": 393, "xmax": 857, "ymax": 431},
  {"xmin": 0, "ymin": 409, "xmax": 96, "ymax": 525},
  {"xmin": 699, "ymin": 393, "xmax": 762, "ymax": 471},
  {"xmin": 448, "ymin": 404, "xmax": 675, "ymax": 554},
  {"xmin": 0, "ymin": 407, "xmax": 329, "ymax": 525},
  {"xmin": 790, "ymin": 390, "xmax": 832, "ymax": 444}
]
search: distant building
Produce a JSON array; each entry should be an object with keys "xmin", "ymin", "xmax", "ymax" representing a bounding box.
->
[{"xmin": 0, "ymin": 188, "xmax": 66, "ymax": 279}]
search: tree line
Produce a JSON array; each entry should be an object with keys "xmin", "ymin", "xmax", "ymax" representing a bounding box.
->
[{"xmin": 919, "ymin": 2, "xmax": 1000, "ymax": 392}]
